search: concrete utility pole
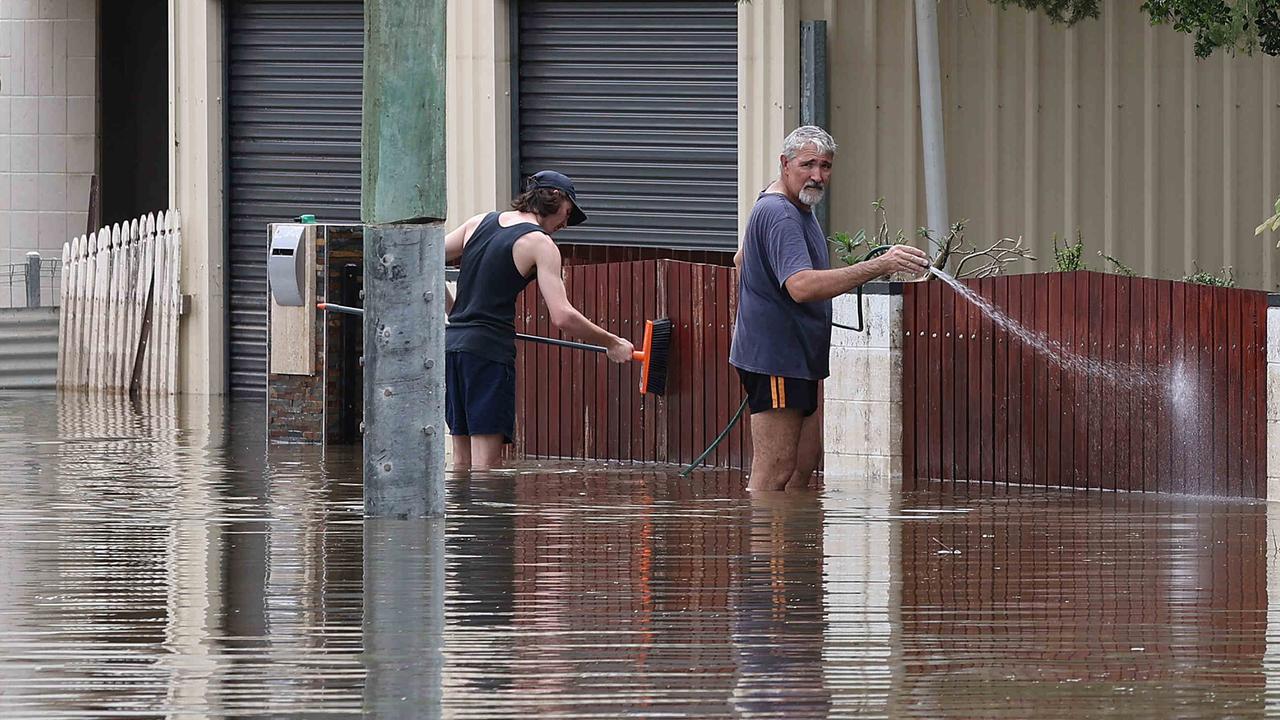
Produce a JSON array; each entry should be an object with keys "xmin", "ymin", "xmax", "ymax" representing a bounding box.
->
[
  {"xmin": 362, "ymin": 518, "xmax": 446, "ymax": 715},
  {"xmin": 361, "ymin": 0, "xmax": 447, "ymax": 518}
]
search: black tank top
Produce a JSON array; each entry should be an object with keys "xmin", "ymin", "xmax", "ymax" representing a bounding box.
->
[{"xmin": 445, "ymin": 212, "xmax": 542, "ymax": 365}]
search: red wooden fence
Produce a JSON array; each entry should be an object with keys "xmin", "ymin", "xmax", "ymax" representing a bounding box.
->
[
  {"xmin": 903, "ymin": 271, "xmax": 1267, "ymax": 497},
  {"xmin": 513, "ymin": 259, "xmax": 752, "ymax": 468}
]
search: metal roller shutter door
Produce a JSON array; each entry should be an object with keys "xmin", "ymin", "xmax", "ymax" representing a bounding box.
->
[
  {"xmin": 226, "ymin": 1, "xmax": 363, "ymax": 396},
  {"xmin": 517, "ymin": 0, "xmax": 737, "ymax": 251}
]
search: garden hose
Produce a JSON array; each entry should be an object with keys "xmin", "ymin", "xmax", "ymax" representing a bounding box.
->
[{"xmin": 680, "ymin": 244, "xmax": 896, "ymax": 476}]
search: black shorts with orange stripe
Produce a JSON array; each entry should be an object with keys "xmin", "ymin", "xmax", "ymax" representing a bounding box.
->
[{"xmin": 736, "ymin": 368, "xmax": 819, "ymax": 417}]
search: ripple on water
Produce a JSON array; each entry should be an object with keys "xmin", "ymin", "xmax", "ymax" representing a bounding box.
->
[{"xmin": 0, "ymin": 390, "xmax": 1274, "ymax": 718}]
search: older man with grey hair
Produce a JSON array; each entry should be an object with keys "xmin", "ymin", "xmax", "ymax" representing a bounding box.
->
[{"xmin": 730, "ymin": 125, "xmax": 930, "ymax": 492}]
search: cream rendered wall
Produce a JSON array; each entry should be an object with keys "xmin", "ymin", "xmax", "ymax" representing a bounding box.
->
[
  {"xmin": 446, "ymin": 0, "xmax": 512, "ymax": 231},
  {"xmin": 169, "ymin": 0, "xmax": 224, "ymax": 395},
  {"xmin": 0, "ymin": 0, "xmax": 96, "ymax": 308},
  {"xmin": 737, "ymin": 0, "xmax": 798, "ymax": 238},
  {"xmin": 795, "ymin": 0, "xmax": 1280, "ymax": 291}
]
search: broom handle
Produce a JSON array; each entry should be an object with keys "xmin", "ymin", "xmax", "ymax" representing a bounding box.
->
[
  {"xmin": 318, "ymin": 302, "xmax": 642, "ymax": 359},
  {"xmin": 518, "ymin": 334, "xmax": 646, "ymax": 361},
  {"xmin": 516, "ymin": 333, "xmax": 605, "ymax": 353}
]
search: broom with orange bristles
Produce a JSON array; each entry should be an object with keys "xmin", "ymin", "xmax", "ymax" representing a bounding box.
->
[{"xmin": 318, "ymin": 303, "xmax": 672, "ymax": 396}]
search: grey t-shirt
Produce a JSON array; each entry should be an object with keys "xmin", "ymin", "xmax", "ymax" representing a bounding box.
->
[{"xmin": 729, "ymin": 192, "xmax": 832, "ymax": 381}]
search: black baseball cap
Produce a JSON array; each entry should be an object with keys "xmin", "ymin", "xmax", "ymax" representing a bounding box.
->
[{"xmin": 528, "ymin": 170, "xmax": 588, "ymax": 226}]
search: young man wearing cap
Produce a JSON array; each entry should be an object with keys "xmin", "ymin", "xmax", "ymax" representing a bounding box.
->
[
  {"xmin": 731, "ymin": 127, "xmax": 930, "ymax": 492},
  {"xmin": 443, "ymin": 170, "xmax": 635, "ymax": 471}
]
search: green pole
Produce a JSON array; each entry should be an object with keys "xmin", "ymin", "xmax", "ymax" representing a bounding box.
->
[{"xmin": 362, "ymin": 0, "xmax": 447, "ymax": 225}]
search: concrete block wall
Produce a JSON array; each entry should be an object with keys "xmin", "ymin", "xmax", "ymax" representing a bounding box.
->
[
  {"xmin": 824, "ymin": 286, "xmax": 904, "ymax": 487},
  {"xmin": 0, "ymin": 0, "xmax": 96, "ymax": 308}
]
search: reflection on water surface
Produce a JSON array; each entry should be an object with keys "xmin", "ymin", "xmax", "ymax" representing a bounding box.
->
[{"xmin": 0, "ymin": 390, "xmax": 1276, "ymax": 718}]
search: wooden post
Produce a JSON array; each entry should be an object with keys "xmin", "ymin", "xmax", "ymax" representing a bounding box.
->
[
  {"xmin": 361, "ymin": 0, "xmax": 448, "ymax": 518},
  {"xmin": 151, "ymin": 211, "xmax": 169, "ymax": 394},
  {"xmin": 106, "ymin": 225, "xmax": 123, "ymax": 391},
  {"xmin": 165, "ymin": 211, "xmax": 182, "ymax": 393},
  {"xmin": 57, "ymin": 243, "xmax": 71, "ymax": 385},
  {"xmin": 83, "ymin": 231, "xmax": 99, "ymax": 390},
  {"xmin": 86, "ymin": 175, "xmax": 99, "ymax": 236},
  {"xmin": 64, "ymin": 237, "xmax": 82, "ymax": 388}
]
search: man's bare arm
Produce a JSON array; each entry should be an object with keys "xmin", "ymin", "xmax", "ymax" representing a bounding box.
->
[
  {"xmin": 532, "ymin": 236, "xmax": 635, "ymax": 362},
  {"xmin": 784, "ymin": 245, "xmax": 931, "ymax": 304}
]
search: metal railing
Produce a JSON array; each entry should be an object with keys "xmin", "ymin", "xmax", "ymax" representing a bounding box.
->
[{"xmin": 0, "ymin": 252, "xmax": 61, "ymax": 309}]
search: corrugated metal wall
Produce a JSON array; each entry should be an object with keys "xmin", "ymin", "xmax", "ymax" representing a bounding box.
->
[
  {"xmin": 516, "ymin": 0, "xmax": 738, "ymax": 250},
  {"xmin": 226, "ymin": 0, "xmax": 364, "ymax": 396},
  {"xmin": 0, "ymin": 308, "xmax": 59, "ymax": 390},
  {"xmin": 800, "ymin": 0, "xmax": 1280, "ymax": 290}
]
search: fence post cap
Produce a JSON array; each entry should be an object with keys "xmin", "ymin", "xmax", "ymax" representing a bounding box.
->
[{"xmin": 25, "ymin": 251, "xmax": 39, "ymax": 258}]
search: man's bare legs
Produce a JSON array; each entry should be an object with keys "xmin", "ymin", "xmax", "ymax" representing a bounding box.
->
[
  {"xmin": 786, "ymin": 409, "xmax": 823, "ymax": 490},
  {"xmin": 747, "ymin": 405, "xmax": 823, "ymax": 492},
  {"xmin": 469, "ymin": 434, "xmax": 505, "ymax": 470},
  {"xmin": 450, "ymin": 434, "xmax": 505, "ymax": 471},
  {"xmin": 746, "ymin": 408, "xmax": 804, "ymax": 491},
  {"xmin": 451, "ymin": 435, "xmax": 472, "ymax": 470}
]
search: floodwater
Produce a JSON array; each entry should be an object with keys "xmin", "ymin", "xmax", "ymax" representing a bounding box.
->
[{"xmin": 2, "ymin": 390, "xmax": 1280, "ymax": 718}]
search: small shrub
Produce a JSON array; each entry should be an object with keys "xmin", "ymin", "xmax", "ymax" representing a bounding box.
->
[
  {"xmin": 829, "ymin": 198, "xmax": 907, "ymax": 267},
  {"xmin": 1051, "ymin": 232, "xmax": 1087, "ymax": 271},
  {"xmin": 829, "ymin": 198, "xmax": 1030, "ymax": 279},
  {"xmin": 1182, "ymin": 265, "xmax": 1236, "ymax": 288},
  {"xmin": 1097, "ymin": 251, "xmax": 1136, "ymax": 277}
]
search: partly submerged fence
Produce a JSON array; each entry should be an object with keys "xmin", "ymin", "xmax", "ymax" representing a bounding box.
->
[
  {"xmin": 902, "ymin": 271, "xmax": 1267, "ymax": 498},
  {"xmin": 513, "ymin": 259, "xmax": 751, "ymax": 469},
  {"xmin": 57, "ymin": 211, "xmax": 183, "ymax": 395}
]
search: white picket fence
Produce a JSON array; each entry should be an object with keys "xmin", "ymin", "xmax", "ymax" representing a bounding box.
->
[{"xmin": 57, "ymin": 210, "xmax": 182, "ymax": 395}]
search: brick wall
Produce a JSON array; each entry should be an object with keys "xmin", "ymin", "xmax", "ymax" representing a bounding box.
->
[{"xmin": 0, "ymin": 0, "xmax": 96, "ymax": 308}]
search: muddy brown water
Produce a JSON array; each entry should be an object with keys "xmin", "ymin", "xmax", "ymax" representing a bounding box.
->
[{"xmin": 1, "ymin": 390, "xmax": 1278, "ymax": 718}]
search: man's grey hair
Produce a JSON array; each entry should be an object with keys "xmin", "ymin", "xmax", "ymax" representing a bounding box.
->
[{"xmin": 781, "ymin": 125, "xmax": 838, "ymax": 160}]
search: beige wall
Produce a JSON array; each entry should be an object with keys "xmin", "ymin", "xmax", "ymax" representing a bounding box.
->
[
  {"xmin": 169, "ymin": 0, "xmax": 224, "ymax": 395},
  {"xmin": 799, "ymin": 0, "xmax": 1280, "ymax": 290},
  {"xmin": 445, "ymin": 0, "xmax": 512, "ymax": 230},
  {"xmin": 0, "ymin": 0, "xmax": 96, "ymax": 308},
  {"xmin": 737, "ymin": 0, "xmax": 797, "ymax": 236}
]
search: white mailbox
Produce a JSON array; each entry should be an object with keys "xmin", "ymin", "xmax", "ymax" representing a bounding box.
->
[{"xmin": 268, "ymin": 224, "xmax": 308, "ymax": 307}]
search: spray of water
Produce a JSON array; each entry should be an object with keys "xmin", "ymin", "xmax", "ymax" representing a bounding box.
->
[
  {"xmin": 923, "ymin": 266, "xmax": 1208, "ymax": 489},
  {"xmin": 928, "ymin": 266, "xmax": 1159, "ymax": 389}
]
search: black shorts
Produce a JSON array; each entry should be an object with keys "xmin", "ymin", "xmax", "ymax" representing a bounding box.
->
[
  {"xmin": 445, "ymin": 351, "xmax": 516, "ymax": 443},
  {"xmin": 736, "ymin": 368, "xmax": 819, "ymax": 417}
]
